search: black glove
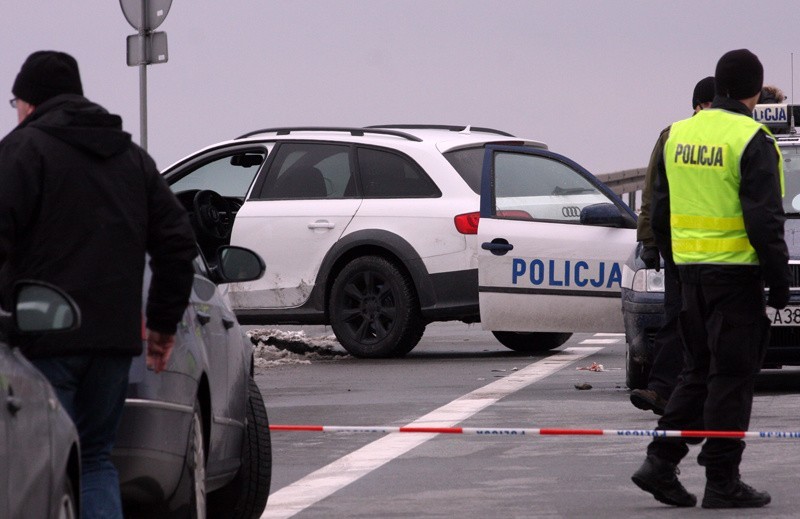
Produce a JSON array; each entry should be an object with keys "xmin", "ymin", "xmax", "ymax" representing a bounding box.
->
[
  {"xmin": 767, "ymin": 285, "xmax": 790, "ymax": 310},
  {"xmin": 640, "ymin": 246, "xmax": 661, "ymax": 272}
]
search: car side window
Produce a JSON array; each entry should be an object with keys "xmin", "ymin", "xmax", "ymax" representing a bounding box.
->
[
  {"xmin": 492, "ymin": 152, "xmax": 612, "ymax": 223},
  {"xmin": 169, "ymin": 149, "xmax": 268, "ymax": 198},
  {"xmin": 357, "ymin": 147, "xmax": 441, "ymax": 198},
  {"xmin": 256, "ymin": 143, "xmax": 353, "ymax": 199}
]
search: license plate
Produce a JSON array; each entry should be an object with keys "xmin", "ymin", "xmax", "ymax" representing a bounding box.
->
[{"xmin": 767, "ymin": 306, "xmax": 800, "ymax": 326}]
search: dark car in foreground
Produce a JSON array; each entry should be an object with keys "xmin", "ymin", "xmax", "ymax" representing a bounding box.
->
[
  {"xmin": 622, "ymin": 104, "xmax": 800, "ymax": 388},
  {"xmin": 116, "ymin": 245, "xmax": 271, "ymax": 518},
  {"xmin": 0, "ymin": 281, "xmax": 82, "ymax": 518}
]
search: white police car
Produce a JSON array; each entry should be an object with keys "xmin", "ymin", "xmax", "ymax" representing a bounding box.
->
[
  {"xmin": 163, "ymin": 126, "xmax": 637, "ymax": 357},
  {"xmin": 622, "ymin": 104, "xmax": 800, "ymax": 388}
]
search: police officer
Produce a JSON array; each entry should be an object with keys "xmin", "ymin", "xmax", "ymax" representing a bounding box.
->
[
  {"xmin": 631, "ymin": 76, "xmax": 716, "ymax": 415},
  {"xmin": 631, "ymin": 49, "xmax": 790, "ymax": 508}
]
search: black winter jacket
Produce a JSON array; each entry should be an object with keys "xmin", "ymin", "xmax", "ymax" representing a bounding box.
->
[
  {"xmin": 651, "ymin": 96, "xmax": 791, "ymax": 290},
  {"xmin": 0, "ymin": 94, "xmax": 196, "ymax": 358}
]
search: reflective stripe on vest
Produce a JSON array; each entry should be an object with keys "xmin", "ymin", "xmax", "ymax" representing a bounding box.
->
[{"xmin": 664, "ymin": 109, "xmax": 784, "ymax": 265}]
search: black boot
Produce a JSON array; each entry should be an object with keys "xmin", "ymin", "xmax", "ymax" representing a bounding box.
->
[
  {"xmin": 702, "ymin": 479, "xmax": 771, "ymax": 508},
  {"xmin": 632, "ymin": 455, "xmax": 697, "ymax": 507}
]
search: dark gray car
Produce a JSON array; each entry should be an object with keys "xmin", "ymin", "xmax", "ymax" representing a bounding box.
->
[
  {"xmin": 0, "ymin": 281, "xmax": 82, "ymax": 519},
  {"xmin": 115, "ymin": 245, "xmax": 271, "ymax": 518}
]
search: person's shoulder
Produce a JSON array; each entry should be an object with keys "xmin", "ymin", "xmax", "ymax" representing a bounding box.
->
[{"xmin": 0, "ymin": 126, "xmax": 41, "ymax": 155}]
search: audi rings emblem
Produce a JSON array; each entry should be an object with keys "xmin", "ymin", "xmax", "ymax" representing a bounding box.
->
[{"xmin": 561, "ymin": 206, "xmax": 581, "ymax": 218}]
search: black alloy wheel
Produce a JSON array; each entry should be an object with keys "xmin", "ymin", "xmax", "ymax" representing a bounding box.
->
[{"xmin": 329, "ymin": 255, "xmax": 424, "ymax": 358}]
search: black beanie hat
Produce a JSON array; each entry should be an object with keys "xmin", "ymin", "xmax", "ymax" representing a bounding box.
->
[
  {"xmin": 714, "ymin": 49, "xmax": 763, "ymax": 100},
  {"xmin": 692, "ymin": 76, "xmax": 715, "ymax": 108},
  {"xmin": 12, "ymin": 50, "xmax": 83, "ymax": 106}
]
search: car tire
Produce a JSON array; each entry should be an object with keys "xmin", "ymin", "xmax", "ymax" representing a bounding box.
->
[
  {"xmin": 492, "ymin": 331, "xmax": 571, "ymax": 353},
  {"xmin": 208, "ymin": 377, "xmax": 272, "ymax": 519},
  {"xmin": 56, "ymin": 476, "xmax": 78, "ymax": 519},
  {"xmin": 170, "ymin": 402, "xmax": 206, "ymax": 518},
  {"xmin": 330, "ymin": 255, "xmax": 425, "ymax": 358},
  {"xmin": 625, "ymin": 347, "xmax": 650, "ymax": 389}
]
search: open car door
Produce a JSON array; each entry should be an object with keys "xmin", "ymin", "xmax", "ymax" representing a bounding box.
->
[{"xmin": 478, "ymin": 145, "xmax": 637, "ymax": 334}]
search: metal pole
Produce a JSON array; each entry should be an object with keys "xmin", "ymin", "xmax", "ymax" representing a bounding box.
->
[{"xmin": 139, "ymin": 0, "xmax": 148, "ymax": 150}]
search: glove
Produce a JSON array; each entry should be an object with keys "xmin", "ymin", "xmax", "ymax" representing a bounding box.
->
[
  {"xmin": 640, "ymin": 246, "xmax": 661, "ymax": 272},
  {"xmin": 767, "ymin": 285, "xmax": 790, "ymax": 310}
]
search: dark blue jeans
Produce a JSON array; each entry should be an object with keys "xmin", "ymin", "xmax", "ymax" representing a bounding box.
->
[{"xmin": 33, "ymin": 355, "xmax": 132, "ymax": 519}]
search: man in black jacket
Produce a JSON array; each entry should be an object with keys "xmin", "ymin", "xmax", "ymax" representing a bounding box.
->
[
  {"xmin": 631, "ymin": 49, "xmax": 790, "ymax": 509},
  {"xmin": 0, "ymin": 51, "xmax": 196, "ymax": 519},
  {"xmin": 631, "ymin": 76, "xmax": 716, "ymax": 415}
]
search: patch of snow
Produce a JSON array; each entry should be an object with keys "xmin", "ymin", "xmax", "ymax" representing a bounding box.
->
[{"xmin": 249, "ymin": 328, "xmax": 350, "ymax": 368}]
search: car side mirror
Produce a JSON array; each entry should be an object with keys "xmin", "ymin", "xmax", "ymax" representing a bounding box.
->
[
  {"xmin": 14, "ymin": 281, "xmax": 81, "ymax": 333},
  {"xmin": 215, "ymin": 246, "xmax": 266, "ymax": 283},
  {"xmin": 580, "ymin": 203, "xmax": 636, "ymax": 228}
]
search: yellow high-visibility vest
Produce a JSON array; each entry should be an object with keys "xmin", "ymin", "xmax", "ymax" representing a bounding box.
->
[{"xmin": 664, "ymin": 109, "xmax": 784, "ymax": 265}]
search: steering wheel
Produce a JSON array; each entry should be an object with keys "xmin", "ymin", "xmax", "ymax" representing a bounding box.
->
[{"xmin": 192, "ymin": 190, "xmax": 233, "ymax": 240}]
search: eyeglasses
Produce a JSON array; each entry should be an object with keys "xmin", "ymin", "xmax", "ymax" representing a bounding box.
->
[{"xmin": 9, "ymin": 98, "xmax": 17, "ymax": 109}]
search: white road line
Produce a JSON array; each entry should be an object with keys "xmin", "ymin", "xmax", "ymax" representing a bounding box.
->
[
  {"xmin": 580, "ymin": 338, "xmax": 621, "ymax": 344},
  {"xmin": 261, "ymin": 346, "xmax": 602, "ymax": 519}
]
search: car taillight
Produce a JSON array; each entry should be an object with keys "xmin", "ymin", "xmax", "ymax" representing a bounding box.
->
[{"xmin": 454, "ymin": 212, "xmax": 480, "ymax": 234}]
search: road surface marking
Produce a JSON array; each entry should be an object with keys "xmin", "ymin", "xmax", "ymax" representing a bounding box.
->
[{"xmin": 261, "ymin": 346, "xmax": 601, "ymax": 519}]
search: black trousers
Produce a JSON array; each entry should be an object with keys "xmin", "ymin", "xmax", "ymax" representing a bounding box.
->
[
  {"xmin": 646, "ymin": 275, "xmax": 769, "ymax": 482},
  {"xmin": 647, "ymin": 258, "xmax": 684, "ymax": 399}
]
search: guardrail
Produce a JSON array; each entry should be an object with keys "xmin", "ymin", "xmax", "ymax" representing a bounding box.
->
[{"xmin": 595, "ymin": 167, "xmax": 646, "ymax": 212}]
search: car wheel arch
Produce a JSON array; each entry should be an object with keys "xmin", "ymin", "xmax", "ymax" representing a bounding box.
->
[{"xmin": 315, "ymin": 230, "xmax": 436, "ymax": 316}]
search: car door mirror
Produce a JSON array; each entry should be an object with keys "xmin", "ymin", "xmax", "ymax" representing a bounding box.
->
[
  {"xmin": 580, "ymin": 203, "xmax": 636, "ymax": 228},
  {"xmin": 14, "ymin": 281, "xmax": 81, "ymax": 333},
  {"xmin": 216, "ymin": 246, "xmax": 266, "ymax": 283}
]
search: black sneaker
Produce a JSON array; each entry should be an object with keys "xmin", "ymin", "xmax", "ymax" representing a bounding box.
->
[
  {"xmin": 702, "ymin": 480, "xmax": 771, "ymax": 508},
  {"xmin": 630, "ymin": 389, "xmax": 667, "ymax": 416},
  {"xmin": 632, "ymin": 455, "xmax": 697, "ymax": 507}
]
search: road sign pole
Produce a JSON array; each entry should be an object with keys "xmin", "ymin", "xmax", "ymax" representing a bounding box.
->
[
  {"xmin": 139, "ymin": 0, "xmax": 148, "ymax": 150},
  {"xmin": 121, "ymin": 0, "xmax": 171, "ymax": 150}
]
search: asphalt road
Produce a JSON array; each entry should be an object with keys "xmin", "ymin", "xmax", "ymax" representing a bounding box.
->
[{"xmin": 254, "ymin": 322, "xmax": 800, "ymax": 519}]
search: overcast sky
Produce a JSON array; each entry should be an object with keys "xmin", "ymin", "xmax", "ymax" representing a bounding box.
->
[{"xmin": 2, "ymin": 0, "xmax": 799, "ymax": 175}]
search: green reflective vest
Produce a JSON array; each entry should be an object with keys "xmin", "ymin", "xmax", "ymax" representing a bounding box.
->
[{"xmin": 663, "ymin": 109, "xmax": 784, "ymax": 265}]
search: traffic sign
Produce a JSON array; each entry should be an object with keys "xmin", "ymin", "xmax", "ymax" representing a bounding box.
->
[
  {"xmin": 126, "ymin": 32, "xmax": 168, "ymax": 66},
  {"xmin": 120, "ymin": 0, "xmax": 172, "ymax": 31}
]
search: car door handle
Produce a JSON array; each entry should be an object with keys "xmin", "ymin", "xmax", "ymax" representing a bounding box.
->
[
  {"xmin": 6, "ymin": 395, "xmax": 22, "ymax": 415},
  {"xmin": 222, "ymin": 317, "xmax": 235, "ymax": 329},
  {"xmin": 308, "ymin": 220, "xmax": 335, "ymax": 230},
  {"xmin": 196, "ymin": 311, "xmax": 211, "ymax": 325},
  {"xmin": 482, "ymin": 240, "xmax": 514, "ymax": 256}
]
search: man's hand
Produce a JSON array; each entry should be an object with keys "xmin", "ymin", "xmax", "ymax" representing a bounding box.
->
[
  {"xmin": 640, "ymin": 246, "xmax": 661, "ymax": 272},
  {"xmin": 767, "ymin": 285, "xmax": 790, "ymax": 310},
  {"xmin": 146, "ymin": 329, "xmax": 176, "ymax": 373}
]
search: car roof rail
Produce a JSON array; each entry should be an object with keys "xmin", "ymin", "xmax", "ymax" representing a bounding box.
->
[
  {"xmin": 365, "ymin": 124, "xmax": 515, "ymax": 137},
  {"xmin": 235, "ymin": 126, "xmax": 423, "ymax": 142}
]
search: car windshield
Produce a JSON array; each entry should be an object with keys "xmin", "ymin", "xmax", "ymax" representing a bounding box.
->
[{"xmin": 782, "ymin": 144, "xmax": 800, "ymax": 215}]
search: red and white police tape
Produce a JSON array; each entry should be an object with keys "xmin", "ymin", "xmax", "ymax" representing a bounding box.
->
[{"xmin": 269, "ymin": 425, "xmax": 800, "ymax": 439}]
